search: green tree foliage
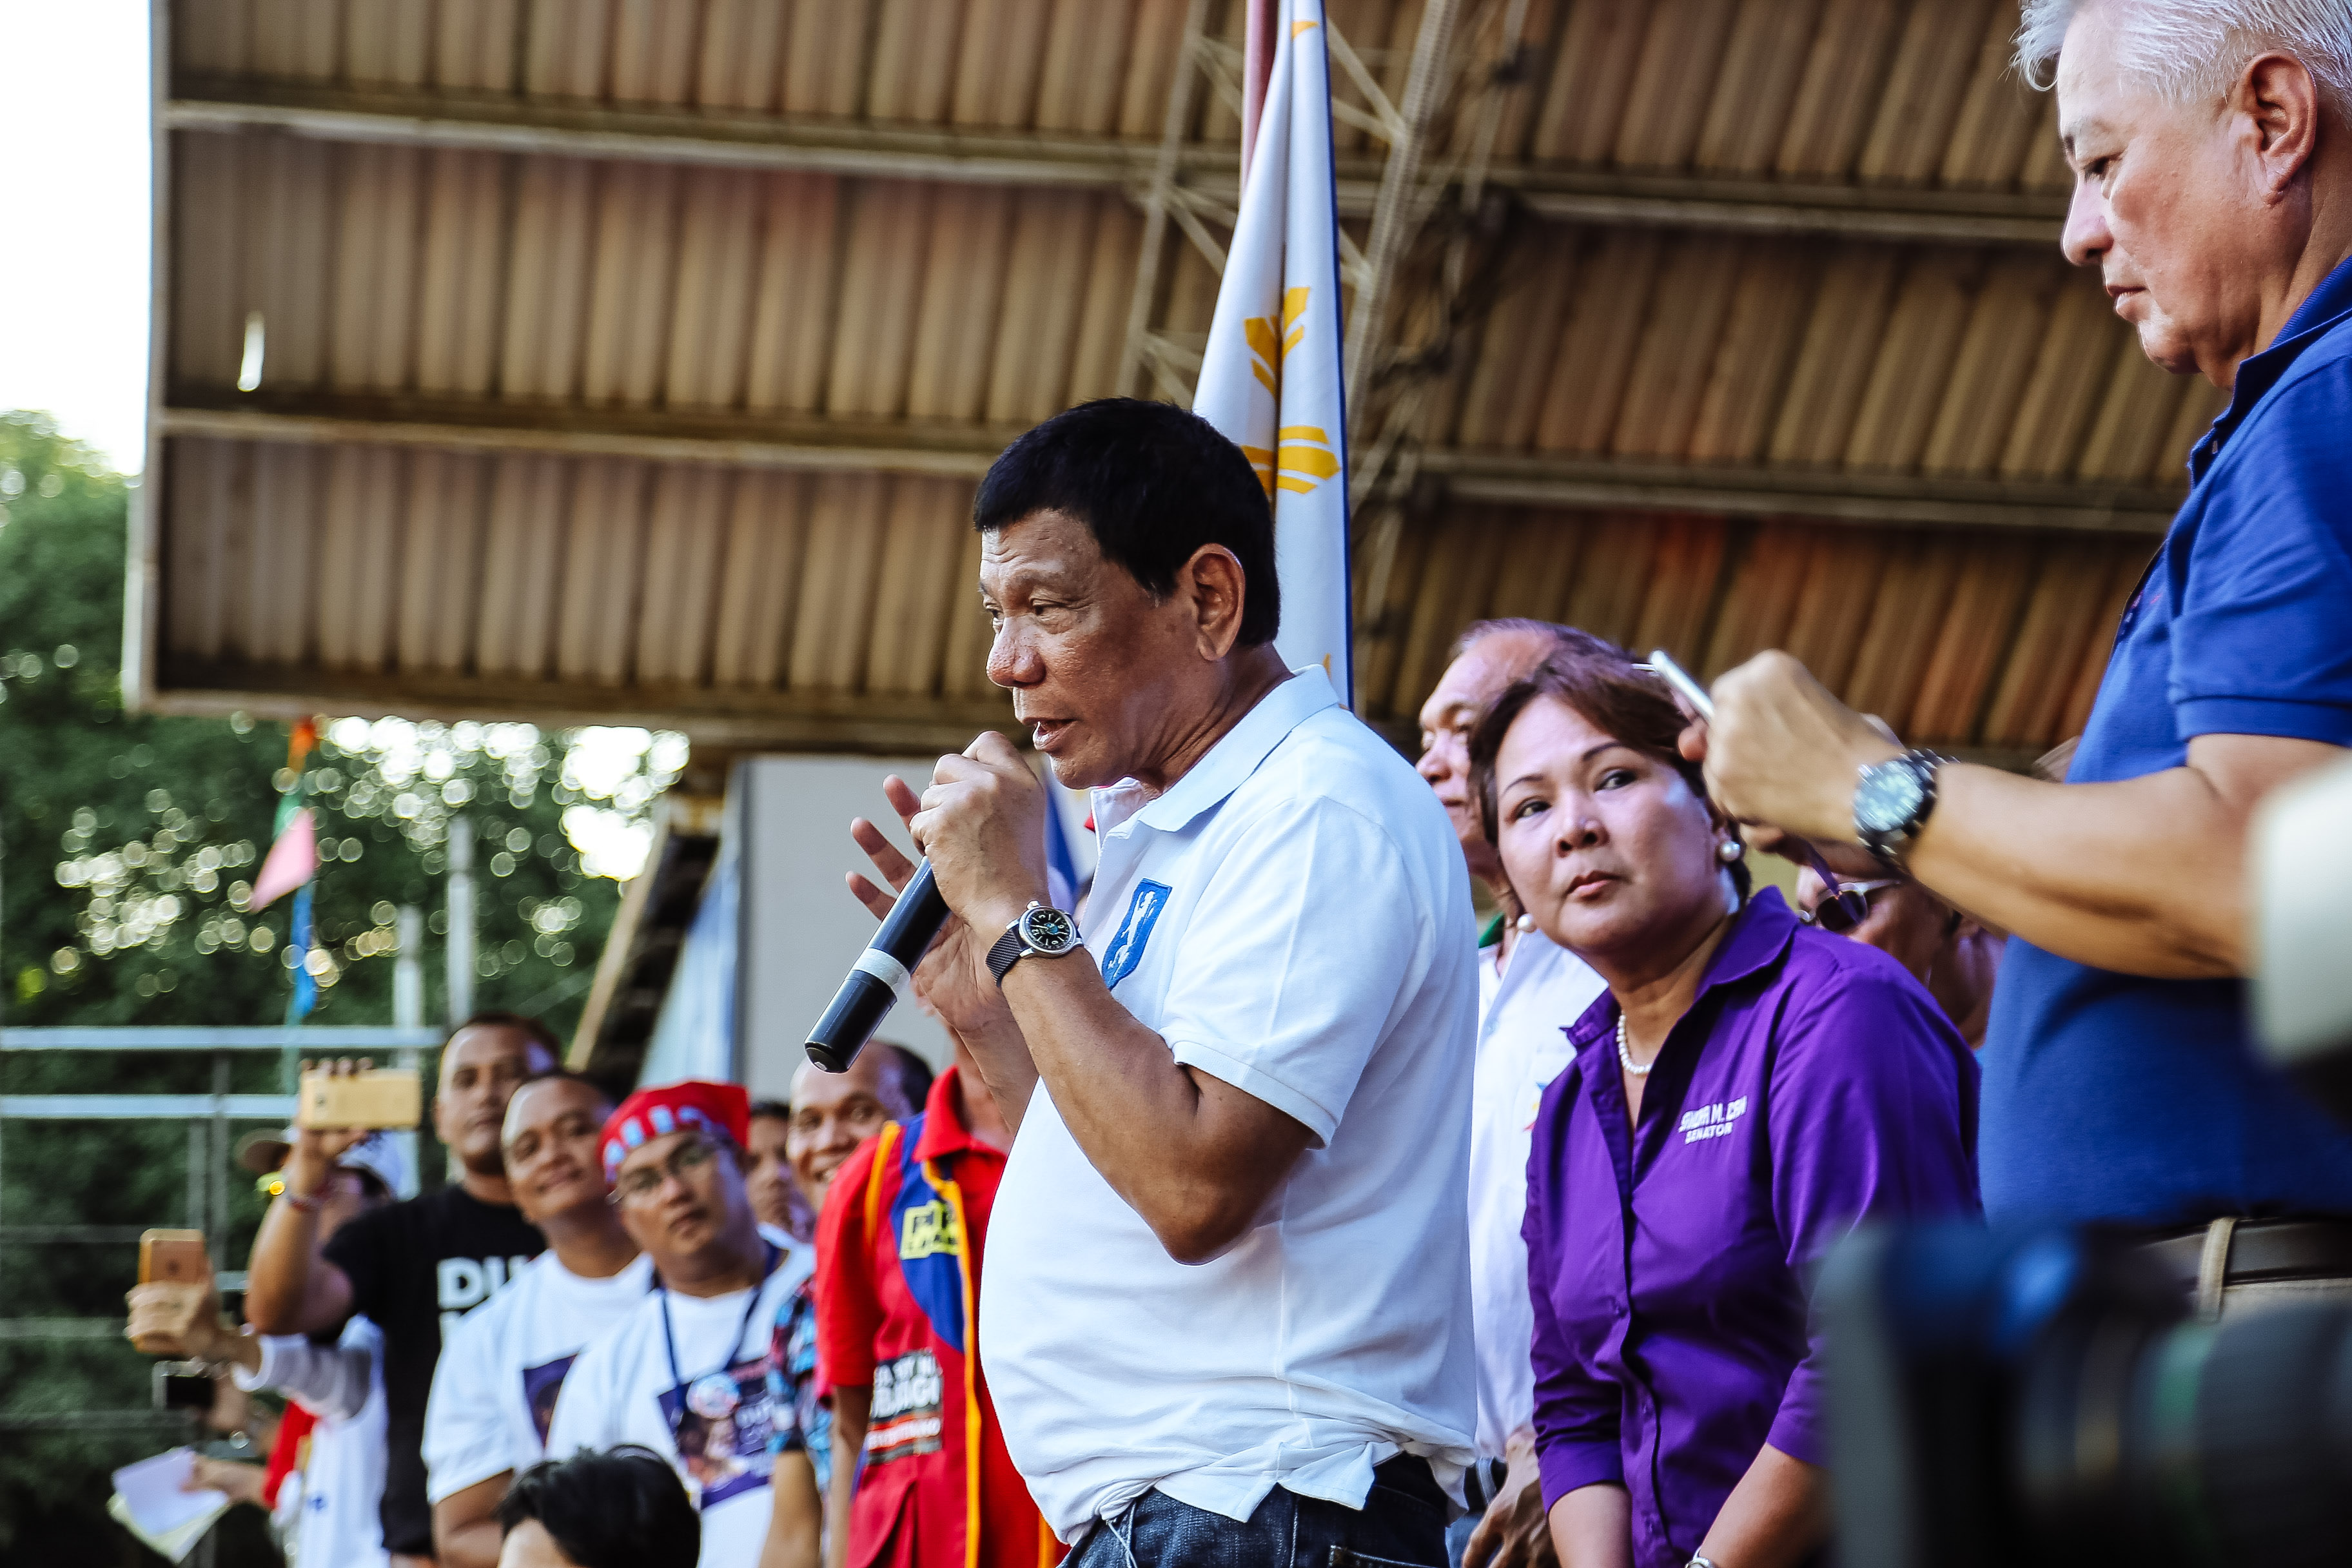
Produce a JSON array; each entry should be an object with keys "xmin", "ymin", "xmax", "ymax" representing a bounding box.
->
[{"xmin": 0, "ymin": 413, "xmax": 685, "ymax": 1560}]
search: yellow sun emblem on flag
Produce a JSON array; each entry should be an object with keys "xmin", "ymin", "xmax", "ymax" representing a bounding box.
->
[{"xmin": 1239, "ymin": 287, "xmax": 1342, "ymax": 497}]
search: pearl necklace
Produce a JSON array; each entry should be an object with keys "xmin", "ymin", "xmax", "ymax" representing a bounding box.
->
[{"xmin": 1616, "ymin": 1013, "xmax": 1654, "ymax": 1076}]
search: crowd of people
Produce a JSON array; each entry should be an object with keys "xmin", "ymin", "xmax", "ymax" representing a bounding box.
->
[{"xmin": 121, "ymin": 3, "xmax": 2352, "ymax": 1566}]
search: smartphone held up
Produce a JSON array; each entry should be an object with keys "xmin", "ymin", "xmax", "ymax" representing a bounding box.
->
[{"xmin": 295, "ymin": 1066, "xmax": 422, "ymax": 1130}]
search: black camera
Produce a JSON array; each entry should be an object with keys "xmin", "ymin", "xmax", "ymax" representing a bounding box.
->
[
  {"xmin": 1820, "ymin": 1222, "xmax": 2352, "ymax": 1568},
  {"xmin": 153, "ymin": 1359, "xmax": 219, "ymax": 1411}
]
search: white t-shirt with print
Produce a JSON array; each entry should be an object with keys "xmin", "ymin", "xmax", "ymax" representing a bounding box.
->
[
  {"xmin": 982, "ymin": 667, "xmax": 1481, "ymax": 1542},
  {"xmin": 544, "ymin": 1231, "xmax": 812, "ymax": 1568},
  {"xmin": 1469, "ymin": 928, "xmax": 1606, "ymax": 1460},
  {"xmin": 423, "ymin": 1250, "xmax": 656, "ymax": 1502}
]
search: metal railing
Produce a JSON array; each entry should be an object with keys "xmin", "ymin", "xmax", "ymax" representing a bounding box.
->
[
  {"xmin": 0, "ymin": 1022, "xmax": 444, "ymax": 1439},
  {"xmin": 3, "ymin": 886, "xmax": 468, "ymax": 1568}
]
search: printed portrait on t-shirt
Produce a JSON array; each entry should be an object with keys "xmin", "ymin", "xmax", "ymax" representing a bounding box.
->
[
  {"xmin": 522, "ymin": 1353, "xmax": 577, "ymax": 1446},
  {"xmin": 658, "ymin": 1359, "xmax": 776, "ymax": 1509}
]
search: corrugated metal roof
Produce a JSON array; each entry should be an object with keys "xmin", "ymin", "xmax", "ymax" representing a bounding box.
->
[
  {"xmin": 1360, "ymin": 505, "xmax": 2149, "ymax": 754},
  {"xmin": 141, "ymin": 0, "xmax": 2213, "ymax": 760}
]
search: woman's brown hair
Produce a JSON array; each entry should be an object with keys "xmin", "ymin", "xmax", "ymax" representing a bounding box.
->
[{"xmin": 1467, "ymin": 643, "xmax": 1750, "ymax": 899}]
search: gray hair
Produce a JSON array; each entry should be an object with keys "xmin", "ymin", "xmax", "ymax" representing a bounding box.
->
[
  {"xmin": 1447, "ymin": 618, "xmax": 1625, "ymax": 667},
  {"xmin": 2016, "ymin": 1, "xmax": 2352, "ymax": 116}
]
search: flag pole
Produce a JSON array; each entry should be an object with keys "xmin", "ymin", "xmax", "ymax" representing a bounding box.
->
[
  {"xmin": 1195, "ymin": 0, "xmax": 1353, "ymax": 708},
  {"xmin": 1240, "ymin": 0, "xmax": 1277, "ymax": 181}
]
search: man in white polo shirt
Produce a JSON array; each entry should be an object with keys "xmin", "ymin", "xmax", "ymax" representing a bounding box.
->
[
  {"xmin": 544, "ymin": 1080, "xmax": 816, "ymax": 1568},
  {"xmin": 843, "ymin": 397, "xmax": 1476, "ymax": 1568},
  {"xmin": 1414, "ymin": 621, "xmax": 1612, "ymax": 1568}
]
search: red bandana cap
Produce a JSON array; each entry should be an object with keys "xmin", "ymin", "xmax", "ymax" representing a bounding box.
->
[{"xmin": 600, "ymin": 1079, "xmax": 750, "ymax": 1186}]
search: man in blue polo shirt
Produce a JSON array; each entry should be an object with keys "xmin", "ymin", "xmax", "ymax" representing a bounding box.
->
[{"xmin": 1686, "ymin": 0, "xmax": 2352, "ymax": 1313}]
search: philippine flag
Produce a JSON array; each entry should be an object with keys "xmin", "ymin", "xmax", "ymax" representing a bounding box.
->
[{"xmin": 1191, "ymin": 0, "xmax": 1352, "ymax": 706}]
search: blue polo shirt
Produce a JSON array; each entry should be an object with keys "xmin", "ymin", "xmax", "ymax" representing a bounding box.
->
[{"xmin": 1981, "ymin": 256, "xmax": 2352, "ymax": 1226}]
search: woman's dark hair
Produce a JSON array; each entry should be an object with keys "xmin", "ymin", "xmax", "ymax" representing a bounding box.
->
[
  {"xmin": 973, "ymin": 398, "xmax": 1281, "ymax": 647},
  {"xmin": 496, "ymin": 1447, "xmax": 699, "ymax": 1568},
  {"xmin": 1468, "ymin": 647, "xmax": 1750, "ymax": 900}
]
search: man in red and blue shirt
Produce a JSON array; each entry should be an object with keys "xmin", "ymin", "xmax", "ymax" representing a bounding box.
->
[{"xmin": 788, "ymin": 1044, "xmax": 1055, "ymax": 1568}]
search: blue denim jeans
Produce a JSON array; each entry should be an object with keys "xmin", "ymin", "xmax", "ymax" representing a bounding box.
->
[{"xmin": 1068, "ymin": 1458, "xmax": 1450, "ymax": 1568}]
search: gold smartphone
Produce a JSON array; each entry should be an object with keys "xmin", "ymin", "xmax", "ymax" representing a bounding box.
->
[
  {"xmin": 139, "ymin": 1228, "xmax": 211, "ymax": 1286},
  {"xmin": 295, "ymin": 1066, "xmax": 423, "ymax": 1130}
]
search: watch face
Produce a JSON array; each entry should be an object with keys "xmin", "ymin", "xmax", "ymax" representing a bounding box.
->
[
  {"xmin": 1856, "ymin": 761, "xmax": 1926, "ymax": 836},
  {"xmin": 1019, "ymin": 906, "xmax": 1078, "ymax": 954}
]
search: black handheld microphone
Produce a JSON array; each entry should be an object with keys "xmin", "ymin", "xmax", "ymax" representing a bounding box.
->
[{"xmin": 805, "ymin": 861, "xmax": 950, "ymax": 1073}]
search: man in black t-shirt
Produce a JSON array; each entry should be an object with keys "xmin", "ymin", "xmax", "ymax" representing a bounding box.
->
[{"xmin": 246, "ymin": 1013, "xmax": 558, "ymax": 1566}]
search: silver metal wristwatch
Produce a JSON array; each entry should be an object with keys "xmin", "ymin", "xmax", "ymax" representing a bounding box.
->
[
  {"xmin": 1854, "ymin": 748, "xmax": 1949, "ymax": 867},
  {"xmin": 985, "ymin": 902, "xmax": 1081, "ymax": 987}
]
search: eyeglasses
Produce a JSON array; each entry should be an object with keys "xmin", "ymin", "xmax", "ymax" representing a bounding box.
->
[
  {"xmin": 1799, "ymin": 878, "xmax": 1905, "ymax": 934},
  {"xmin": 609, "ymin": 1135, "xmax": 718, "ymax": 1206}
]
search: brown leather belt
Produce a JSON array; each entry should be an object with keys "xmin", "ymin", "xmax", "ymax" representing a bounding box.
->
[{"xmin": 2139, "ymin": 1216, "xmax": 2352, "ymax": 1291}]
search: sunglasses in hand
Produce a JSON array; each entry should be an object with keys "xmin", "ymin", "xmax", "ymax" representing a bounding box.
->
[{"xmin": 1798, "ymin": 877, "xmax": 1906, "ymax": 934}]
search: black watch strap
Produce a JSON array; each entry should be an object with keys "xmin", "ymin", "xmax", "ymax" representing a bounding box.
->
[
  {"xmin": 986, "ymin": 926, "xmax": 1027, "ymax": 988},
  {"xmin": 987, "ymin": 905, "xmax": 1081, "ymax": 987}
]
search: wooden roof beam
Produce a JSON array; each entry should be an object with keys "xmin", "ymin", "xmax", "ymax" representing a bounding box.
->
[
  {"xmin": 146, "ymin": 661, "xmax": 1024, "ymax": 757},
  {"xmin": 159, "ymin": 395, "xmax": 1014, "ymax": 479},
  {"xmin": 1431, "ymin": 452, "xmax": 2178, "ymax": 536},
  {"xmin": 168, "ymin": 78, "xmax": 2066, "ymax": 246},
  {"xmin": 160, "ymin": 398, "xmax": 2177, "ymax": 536}
]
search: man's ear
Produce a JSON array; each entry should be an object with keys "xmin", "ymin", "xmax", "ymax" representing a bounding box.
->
[
  {"xmin": 2240, "ymin": 51, "xmax": 2321, "ymax": 197},
  {"xmin": 1179, "ymin": 544, "xmax": 1250, "ymax": 660},
  {"xmin": 613, "ymin": 1199, "xmax": 652, "ymax": 1254}
]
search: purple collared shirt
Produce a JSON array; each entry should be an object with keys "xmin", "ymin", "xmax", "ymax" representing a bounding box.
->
[{"xmin": 1525, "ymin": 889, "xmax": 1980, "ymax": 1568}]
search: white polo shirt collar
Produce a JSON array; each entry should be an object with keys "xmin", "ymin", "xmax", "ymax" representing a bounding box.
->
[{"xmin": 1094, "ymin": 666, "xmax": 1341, "ymax": 839}]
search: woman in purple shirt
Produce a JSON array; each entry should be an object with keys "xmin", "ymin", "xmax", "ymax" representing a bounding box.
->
[{"xmin": 1469, "ymin": 652, "xmax": 1979, "ymax": 1568}]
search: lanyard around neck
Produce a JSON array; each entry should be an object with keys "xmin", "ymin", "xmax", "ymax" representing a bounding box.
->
[{"xmin": 657, "ymin": 1239, "xmax": 780, "ymax": 1400}]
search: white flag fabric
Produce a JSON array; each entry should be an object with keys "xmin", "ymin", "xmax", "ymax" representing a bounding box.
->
[{"xmin": 1193, "ymin": 0, "xmax": 1353, "ymax": 707}]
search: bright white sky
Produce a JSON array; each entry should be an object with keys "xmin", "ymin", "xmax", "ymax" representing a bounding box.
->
[
  {"xmin": 0, "ymin": 3, "xmax": 675, "ymax": 879},
  {"xmin": 0, "ymin": 1, "xmax": 153, "ymax": 472}
]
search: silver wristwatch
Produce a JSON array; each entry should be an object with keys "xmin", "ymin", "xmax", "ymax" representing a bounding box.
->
[
  {"xmin": 1854, "ymin": 749, "xmax": 1948, "ymax": 867},
  {"xmin": 985, "ymin": 903, "xmax": 1081, "ymax": 987}
]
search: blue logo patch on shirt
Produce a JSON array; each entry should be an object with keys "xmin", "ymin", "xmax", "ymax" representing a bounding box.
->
[{"xmin": 1101, "ymin": 880, "xmax": 1171, "ymax": 989}]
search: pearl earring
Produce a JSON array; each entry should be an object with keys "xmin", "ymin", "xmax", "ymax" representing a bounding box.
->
[
  {"xmin": 1718, "ymin": 839, "xmax": 1744, "ymax": 864},
  {"xmin": 1515, "ymin": 913, "xmax": 1536, "ymax": 934}
]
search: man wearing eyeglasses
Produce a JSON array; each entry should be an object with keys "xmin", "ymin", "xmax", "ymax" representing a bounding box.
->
[
  {"xmin": 1781, "ymin": 839, "xmax": 2006, "ymax": 1051},
  {"xmin": 544, "ymin": 1081, "xmax": 819, "ymax": 1568}
]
